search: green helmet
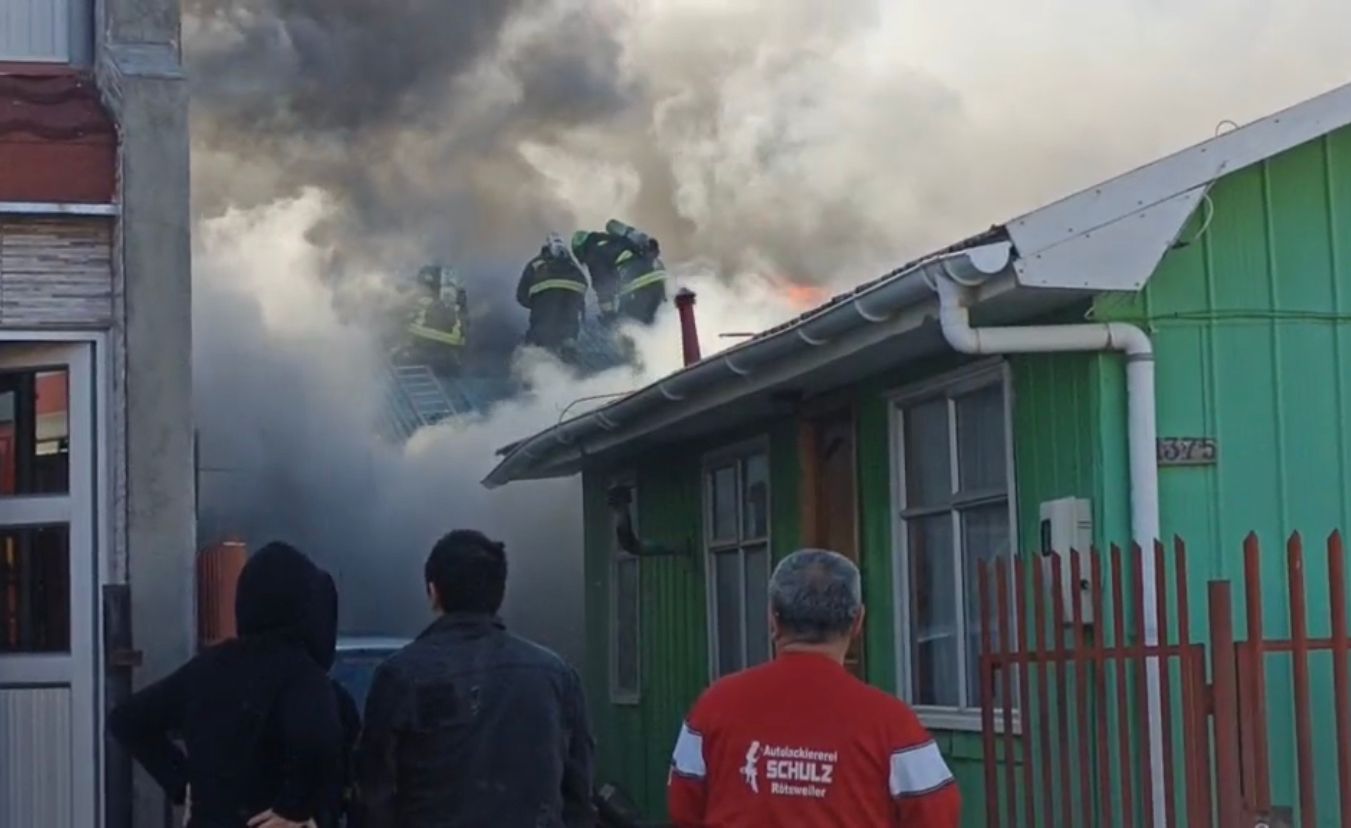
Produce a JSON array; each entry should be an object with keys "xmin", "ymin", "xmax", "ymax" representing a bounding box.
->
[{"xmin": 571, "ymin": 230, "xmax": 591, "ymax": 254}]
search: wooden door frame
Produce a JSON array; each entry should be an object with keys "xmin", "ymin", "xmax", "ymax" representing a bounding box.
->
[{"xmin": 796, "ymin": 402, "xmax": 865, "ymax": 676}]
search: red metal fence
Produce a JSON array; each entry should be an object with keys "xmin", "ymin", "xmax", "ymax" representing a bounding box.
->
[{"xmin": 979, "ymin": 532, "xmax": 1351, "ymax": 828}]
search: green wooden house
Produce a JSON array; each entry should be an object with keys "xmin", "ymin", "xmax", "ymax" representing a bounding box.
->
[{"xmin": 485, "ymin": 82, "xmax": 1351, "ymax": 825}]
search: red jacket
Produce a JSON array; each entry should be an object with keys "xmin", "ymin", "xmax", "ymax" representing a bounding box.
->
[{"xmin": 667, "ymin": 652, "xmax": 961, "ymax": 827}]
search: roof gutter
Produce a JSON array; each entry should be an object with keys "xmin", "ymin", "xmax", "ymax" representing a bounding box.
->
[{"xmin": 482, "ymin": 240, "xmax": 1015, "ymax": 488}]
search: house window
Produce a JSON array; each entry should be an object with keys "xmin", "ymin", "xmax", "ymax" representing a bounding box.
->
[
  {"xmin": 0, "ymin": 0, "xmax": 94, "ymax": 65},
  {"xmin": 894, "ymin": 364, "xmax": 1015, "ymax": 714},
  {"xmin": 610, "ymin": 477, "xmax": 640, "ymax": 703},
  {"xmin": 705, "ymin": 446, "xmax": 771, "ymax": 678}
]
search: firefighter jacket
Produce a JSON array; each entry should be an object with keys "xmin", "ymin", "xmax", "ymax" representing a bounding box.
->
[
  {"xmin": 667, "ymin": 652, "xmax": 961, "ymax": 828},
  {"xmin": 573, "ymin": 232, "xmax": 625, "ymax": 314},
  {"xmin": 574, "ymin": 233, "xmax": 667, "ymax": 322},
  {"xmin": 405, "ymin": 296, "xmax": 465, "ymax": 348},
  {"xmin": 614, "ymin": 248, "xmax": 667, "ymax": 324},
  {"xmin": 355, "ymin": 613, "xmax": 596, "ymax": 828},
  {"xmin": 517, "ymin": 254, "xmax": 588, "ymax": 348}
]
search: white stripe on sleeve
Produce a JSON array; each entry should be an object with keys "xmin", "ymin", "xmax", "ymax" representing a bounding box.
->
[
  {"xmin": 889, "ymin": 740, "xmax": 955, "ymax": 797},
  {"xmin": 670, "ymin": 722, "xmax": 707, "ymax": 780}
]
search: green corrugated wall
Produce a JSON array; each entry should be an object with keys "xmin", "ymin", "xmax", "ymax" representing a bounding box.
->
[
  {"xmin": 1083, "ymin": 124, "xmax": 1351, "ymax": 825},
  {"xmin": 581, "ymin": 421, "xmax": 800, "ymax": 821}
]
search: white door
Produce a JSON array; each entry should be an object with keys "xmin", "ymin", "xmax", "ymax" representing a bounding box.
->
[{"xmin": 0, "ymin": 342, "xmax": 97, "ymax": 828}]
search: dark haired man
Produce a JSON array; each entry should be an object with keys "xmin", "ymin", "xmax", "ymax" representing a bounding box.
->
[{"xmin": 356, "ymin": 530, "xmax": 596, "ymax": 827}]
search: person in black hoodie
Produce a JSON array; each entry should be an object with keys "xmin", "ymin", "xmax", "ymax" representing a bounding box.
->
[{"xmin": 108, "ymin": 542, "xmax": 345, "ymax": 828}]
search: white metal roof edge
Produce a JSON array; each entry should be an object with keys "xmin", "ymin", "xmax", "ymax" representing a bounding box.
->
[{"xmin": 1008, "ymin": 80, "xmax": 1351, "ymax": 289}]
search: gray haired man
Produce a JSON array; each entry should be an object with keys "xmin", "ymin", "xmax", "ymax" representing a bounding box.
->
[{"xmin": 668, "ymin": 549, "xmax": 960, "ymax": 827}]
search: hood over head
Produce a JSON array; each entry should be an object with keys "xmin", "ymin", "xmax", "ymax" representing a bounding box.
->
[{"xmin": 235, "ymin": 540, "xmax": 339, "ymax": 668}]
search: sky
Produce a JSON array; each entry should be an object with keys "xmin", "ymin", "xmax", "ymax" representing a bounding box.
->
[{"xmin": 186, "ymin": 0, "xmax": 1351, "ymax": 655}]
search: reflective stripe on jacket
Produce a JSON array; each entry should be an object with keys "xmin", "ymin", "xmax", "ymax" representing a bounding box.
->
[
  {"xmin": 618, "ymin": 269, "xmax": 667, "ymax": 295},
  {"xmin": 529, "ymin": 278, "xmax": 589, "ymax": 297}
]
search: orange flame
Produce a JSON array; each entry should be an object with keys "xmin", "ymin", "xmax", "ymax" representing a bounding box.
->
[{"xmin": 782, "ymin": 281, "xmax": 828, "ymax": 310}]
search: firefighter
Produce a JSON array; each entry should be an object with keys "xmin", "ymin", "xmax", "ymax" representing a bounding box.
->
[
  {"xmin": 517, "ymin": 233, "xmax": 589, "ymax": 358},
  {"xmin": 396, "ymin": 264, "xmax": 466, "ymax": 374},
  {"xmin": 571, "ymin": 230, "xmax": 624, "ymax": 322},
  {"xmin": 572, "ymin": 221, "xmax": 668, "ymax": 326}
]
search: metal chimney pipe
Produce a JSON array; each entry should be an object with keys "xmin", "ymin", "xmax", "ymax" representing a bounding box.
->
[{"xmin": 674, "ymin": 288, "xmax": 701, "ymax": 366}]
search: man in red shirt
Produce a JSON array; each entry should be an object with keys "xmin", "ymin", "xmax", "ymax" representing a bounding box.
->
[{"xmin": 667, "ymin": 548, "xmax": 961, "ymax": 827}]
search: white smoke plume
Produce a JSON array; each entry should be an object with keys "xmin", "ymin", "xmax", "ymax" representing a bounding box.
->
[
  {"xmin": 190, "ymin": 0, "xmax": 1351, "ymax": 657},
  {"xmin": 193, "ymin": 190, "xmax": 798, "ymax": 659}
]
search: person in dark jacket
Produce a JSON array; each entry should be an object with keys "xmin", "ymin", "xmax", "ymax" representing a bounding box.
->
[
  {"xmin": 108, "ymin": 542, "xmax": 345, "ymax": 828},
  {"xmin": 517, "ymin": 234, "xmax": 589, "ymax": 357},
  {"xmin": 332, "ymin": 679, "xmax": 362, "ymax": 828},
  {"xmin": 355, "ymin": 529, "xmax": 596, "ymax": 827},
  {"xmin": 571, "ymin": 230, "xmax": 625, "ymax": 321}
]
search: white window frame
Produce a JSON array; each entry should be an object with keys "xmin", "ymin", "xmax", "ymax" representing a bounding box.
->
[
  {"xmin": 608, "ymin": 473, "xmax": 641, "ymax": 705},
  {"xmin": 889, "ymin": 360, "xmax": 1019, "ymax": 732},
  {"xmin": 701, "ymin": 437, "xmax": 772, "ymax": 680}
]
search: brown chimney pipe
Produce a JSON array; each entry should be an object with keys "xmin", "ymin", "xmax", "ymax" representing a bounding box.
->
[{"xmin": 674, "ymin": 288, "xmax": 701, "ymax": 366}]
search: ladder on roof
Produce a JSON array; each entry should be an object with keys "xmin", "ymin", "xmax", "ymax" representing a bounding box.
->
[{"xmin": 390, "ymin": 364, "xmax": 456, "ymax": 428}]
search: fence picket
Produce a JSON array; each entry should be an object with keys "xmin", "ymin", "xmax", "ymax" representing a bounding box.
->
[
  {"xmin": 1015, "ymin": 557, "xmax": 1036, "ymax": 828},
  {"xmin": 1242, "ymin": 533, "xmax": 1272, "ymax": 813},
  {"xmin": 1031, "ymin": 556, "xmax": 1054, "ymax": 826},
  {"xmin": 979, "ymin": 561, "xmax": 999, "ymax": 828},
  {"xmin": 996, "ymin": 560, "xmax": 1016, "ymax": 826},
  {"xmin": 1286, "ymin": 533, "xmax": 1316, "ymax": 825},
  {"xmin": 1071, "ymin": 550, "xmax": 1093, "ymax": 828},
  {"xmin": 1051, "ymin": 554, "xmax": 1073, "ymax": 828},
  {"xmin": 1152, "ymin": 541, "xmax": 1176, "ymax": 828},
  {"xmin": 1329, "ymin": 532, "xmax": 1351, "ymax": 826}
]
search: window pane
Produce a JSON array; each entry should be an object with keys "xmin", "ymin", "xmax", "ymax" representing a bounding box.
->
[
  {"xmin": 713, "ymin": 551, "xmax": 743, "ymax": 676},
  {"xmin": 903, "ymin": 399, "xmax": 950, "ymax": 508},
  {"xmin": 956, "ymin": 383, "xmax": 1006, "ymax": 494},
  {"xmin": 742, "ymin": 453, "xmax": 769, "ymax": 540},
  {"xmin": 709, "ymin": 465, "xmax": 737, "ymax": 542},
  {"xmin": 0, "ymin": 369, "xmax": 70, "ymax": 496},
  {"xmin": 908, "ymin": 514, "xmax": 959, "ymax": 706},
  {"xmin": 0, "ymin": 525, "xmax": 70, "ymax": 653},
  {"xmin": 962, "ymin": 503, "xmax": 1011, "ymax": 706},
  {"xmin": 744, "ymin": 544, "xmax": 771, "ymax": 667},
  {"xmin": 615, "ymin": 556, "xmax": 640, "ymax": 695}
]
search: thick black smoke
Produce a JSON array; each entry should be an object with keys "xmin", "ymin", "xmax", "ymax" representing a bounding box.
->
[{"xmin": 188, "ymin": 0, "xmax": 631, "ymax": 277}]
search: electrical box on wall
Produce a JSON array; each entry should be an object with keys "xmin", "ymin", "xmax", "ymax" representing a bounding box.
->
[{"xmin": 1039, "ymin": 497, "xmax": 1093, "ymax": 625}]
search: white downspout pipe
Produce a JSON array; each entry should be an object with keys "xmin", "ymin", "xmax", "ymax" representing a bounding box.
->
[{"xmin": 934, "ymin": 275, "xmax": 1165, "ymax": 824}]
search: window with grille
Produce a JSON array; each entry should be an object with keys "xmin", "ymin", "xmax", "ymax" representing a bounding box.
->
[
  {"xmin": 893, "ymin": 364, "xmax": 1016, "ymax": 716},
  {"xmin": 704, "ymin": 446, "xmax": 771, "ymax": 679}
]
